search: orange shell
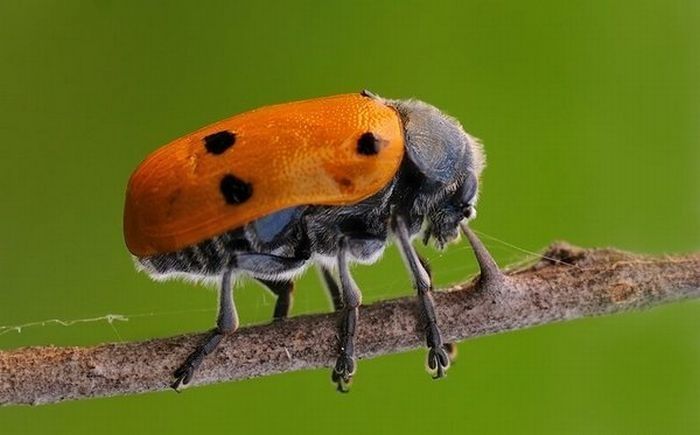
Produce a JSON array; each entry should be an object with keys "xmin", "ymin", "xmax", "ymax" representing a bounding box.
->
[{"xmin": 124, "ymin": 93, "xmax": 405, "ymax": 257}]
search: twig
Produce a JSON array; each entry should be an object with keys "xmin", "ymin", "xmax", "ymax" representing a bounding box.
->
[{"xmin": 1, "ymin": 233, "xmax": 698, "ymax": 406}]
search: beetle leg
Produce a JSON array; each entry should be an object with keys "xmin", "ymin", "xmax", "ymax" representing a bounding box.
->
[
  {"xmin": 234, "ymin": 252, "xmax": 308, "ymax": 320},
  {"xmin": 415, "ymin": 253, "xmax": 458, "ymax": 362},
  {"xmin": 332, "ymin": 238, "xmax": 362, "ymax": 392},
  {"xmin": 319, "ymin": 266, "xmax": 344, "ymax": 312},
  {"xmin": 257, "ymin": 278, "xmax": 295, "ymax": 320},
  {"xmin": 172, "ymin": 252, "xmax": 307, "ymax": 390},
  {"xmin": 393, "ymin": 215, "xmax": 450, "ymax": 379},
  {"xmin": 172, "ymin": 270, "xmax": 237, "ymax": 390},
  {"xmin": 234, "ymin": 252, "xmax": 307, "ymax": 276}
]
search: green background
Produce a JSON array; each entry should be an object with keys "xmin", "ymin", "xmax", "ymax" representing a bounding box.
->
[{"xmin": 1, "ymin": 1, "xmax": 699, "ymax": 434}]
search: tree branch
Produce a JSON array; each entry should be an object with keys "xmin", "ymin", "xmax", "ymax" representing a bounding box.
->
[{"xmin": 1, "ymin": 235, "xmax": 698, "ymax": 406}]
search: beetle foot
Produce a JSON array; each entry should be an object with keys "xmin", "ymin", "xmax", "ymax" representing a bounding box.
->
[
  {"xmin": 426, "ymin": 345, "xmax": 450, "ymax": 379},
  {"xmin": 170, "ymin": 329, "xmax": 224, "ymax": 391},
  {"xmin": 425, "ymin": 322, "xmax": 450, "ymax": 379},
  {"xmin": 331, "ymin": 352, "xmax": 356, "ymax": 393},
  {"xmin": 171, "ymin": 354, "xmax": 203, "ymax": 390}
]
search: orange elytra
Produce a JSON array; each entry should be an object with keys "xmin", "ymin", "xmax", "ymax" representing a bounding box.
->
[{"xmin": 124, "ymin": 93, "xmax": 404, "ymax": 257}]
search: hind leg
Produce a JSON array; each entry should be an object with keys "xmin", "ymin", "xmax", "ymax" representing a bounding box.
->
[
  {"xmin": 331, "ymin": 238, "xmax": 363, "ymax": 392},
  {"xmin": 257, "ymin": 278, "xmax": 295, "ymax": 320},
  {"xmin": 172, "ymin": 270, "xmax": 237, "ymax": 389},
  {"xmin": 172, "ymin": 252, "xmax": 307, "ymax": 389},
  {"xmin": 319, "ymin": 266, "xmax": 344, "ymax": 312},
  {"xmin": 237, "ymin": 252, "xmax": 307, "ymax": 321}
]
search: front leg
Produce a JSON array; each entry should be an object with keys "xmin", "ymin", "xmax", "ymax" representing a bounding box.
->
[
  {"xmin": 331, "ymin": 238, "xmax": 362, "ymax": 392},
  {"xmin": 415, "ymin": 253, "xmax": 458, "ymax": 362},
  {"xmin": 393, "ymin": 215, "xmax": 450, "ymax": 378}
]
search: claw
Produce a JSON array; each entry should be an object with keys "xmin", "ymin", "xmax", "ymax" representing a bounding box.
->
[
  {"xmin": 332, "ymin": 352, "xmax": 356, "ymax": 392},
  {"xmin": 426, "ymin": 346, "xmax": 450, "ymax": 379},
  {"xmin": 171, "ymin": 375, "xmax": 186, "ymax": 391},
  {"xmin": 332, "ymin": 371, "xmax": 353, "ymax": 393},
  {"xmin": 170, "ymin": 337, "xmax": 215, "ymax": 392},
  {"xmin": 333, "ymin": 352, "xmax": 356, "ymax": 378},
  {"xmin": 171, "ymin": 359, "xmax": 197, "ymax": 391}
]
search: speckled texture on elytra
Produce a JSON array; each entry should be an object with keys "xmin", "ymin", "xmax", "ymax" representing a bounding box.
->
[{"xmin": 123, "ymin": 93, "xmax": 404, "ymax": 257}]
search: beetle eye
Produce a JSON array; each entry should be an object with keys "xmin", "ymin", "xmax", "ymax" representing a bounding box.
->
[{"xmin": 463, "ymin": 205, "xmax": 476, "ymax": 220}]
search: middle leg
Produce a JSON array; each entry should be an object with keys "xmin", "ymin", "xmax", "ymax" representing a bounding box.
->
[{"xmin": 331, "ymin": 238, "xmax": 362, "ymax": 392}]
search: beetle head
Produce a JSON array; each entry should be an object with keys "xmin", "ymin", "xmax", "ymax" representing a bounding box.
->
[
  {"xmin": 383, "ymin": 97, "xmax": 484, "ymax": 245},
  {"xmin": 389, "ymin": 99, "xmax": 483, "ymax": 184}
]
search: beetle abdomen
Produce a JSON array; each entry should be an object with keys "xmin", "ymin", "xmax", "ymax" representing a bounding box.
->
[{"xmin": 137, "ymin": 231, "xmax": 241, "ymax": 278}]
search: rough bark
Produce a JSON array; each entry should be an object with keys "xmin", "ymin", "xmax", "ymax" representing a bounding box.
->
[{"xmin": 1, "ymin": 235, "xmax": 698, "ymax": 406}]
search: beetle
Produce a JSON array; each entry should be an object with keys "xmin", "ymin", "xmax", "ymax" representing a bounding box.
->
[{"xmin": 123, "ymin": 90, "xmax": 486, "ymax": 391}]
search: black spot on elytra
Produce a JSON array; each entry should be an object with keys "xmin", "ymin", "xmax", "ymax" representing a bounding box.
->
[
  {"xmin": 204, "ymin": 131, "xmax": 236, "ymax": 154},
  {"xmin": 357, "ymin": 132, "xmax": 381, "ymax": 155},
  {"xmin": 220, "ymin": 174, "xmax": 252, "ymax": 205}
]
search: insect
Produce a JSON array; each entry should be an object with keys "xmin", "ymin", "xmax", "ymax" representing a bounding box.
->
[{"xmin": 123, "ymin": 90, "xmax": 486, "ymax": 391}]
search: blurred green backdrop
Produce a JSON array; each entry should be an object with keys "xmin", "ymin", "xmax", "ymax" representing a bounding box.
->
[{"xmin": 1, "ymin": 1, "xmax": 699, "ymax": 434}]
